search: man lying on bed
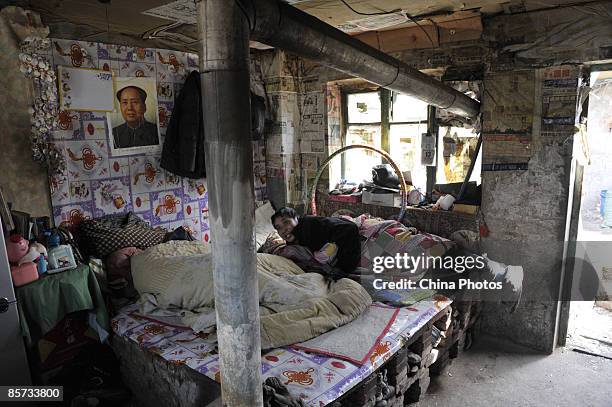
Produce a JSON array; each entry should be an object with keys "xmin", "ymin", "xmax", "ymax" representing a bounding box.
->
[{"xmin": 271, "ymin": 207, "xmax": 361, "ymax": 280}]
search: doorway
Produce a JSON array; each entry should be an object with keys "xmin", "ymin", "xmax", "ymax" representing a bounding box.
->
[{"xmin": 565, "ymin": 69, "xmax": 612, "ymax": 359}]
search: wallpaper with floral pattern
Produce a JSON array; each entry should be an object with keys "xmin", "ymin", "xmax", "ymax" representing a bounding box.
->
[{"xmin": 45, "ymin": 39, "xmax": 267, "ymax": 243}]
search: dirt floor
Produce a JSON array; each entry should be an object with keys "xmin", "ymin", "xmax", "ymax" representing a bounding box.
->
[{"xmin": 420, "ymin": 337, "xmax": 612, "ymax": 407}]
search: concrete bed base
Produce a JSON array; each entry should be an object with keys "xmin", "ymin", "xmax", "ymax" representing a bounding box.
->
[{"xmin": 111, "ymin": 335, "xmax": 221, "ymax": 407}]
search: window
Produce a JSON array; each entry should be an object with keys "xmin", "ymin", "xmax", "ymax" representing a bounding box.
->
[
  {"xmin": 344, "ymin": 92, "xmax": 383, "ymax": 186},
  {"xmin": 388, "ymin": 93, "xmax": 428, "ymax": 191},
  {"xmin": 328, "ymin": 83, "xmax": 481, "ymax": 199},
  {"xmin": 338, "ymin": 89, "xmax": 429, "ymax": 191}
]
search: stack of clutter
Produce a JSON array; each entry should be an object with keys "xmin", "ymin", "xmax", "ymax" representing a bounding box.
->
[
  {"xmin": 3, "ymin": 208, "xmax": 83, "ymax": 287},
  {"xmin": 374, "ymin": 371, "xmax": 395, "ymax": 407},
  {"xmin": 329, "ymin": 180, "xmax": 362, "ymax": 203},
  {"xmin": 6, "ymin": 234, "xmax": 46, "ymax": 286},
  {"xmin": 362, "ymin": 164, "xmax": 424, "ymax": 207},
  {"xmin": 5, "ymin": 229, "xmax": 79, "ymax": 287}
]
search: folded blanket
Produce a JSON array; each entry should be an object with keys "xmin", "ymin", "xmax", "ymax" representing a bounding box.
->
[
  {"xmin": 78, "ymin": 212, "xmax": 165, "ymax": 258},
  {"xmin": 344, "ymin": 214, "xmax": 454, "ymax": 276}
]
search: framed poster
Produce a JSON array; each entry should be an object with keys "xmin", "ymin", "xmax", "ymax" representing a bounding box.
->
[
  {"xmin": 107, "ymin": 76, "xmax": 161, "ymax": 157},
  {"xmin": 58, "ymin": 66, "xmax": 115, "ymax": 112}
]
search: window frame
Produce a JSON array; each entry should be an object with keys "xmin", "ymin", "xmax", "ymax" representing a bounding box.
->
[{"xmin": 340, "ymin": 87, "xmax": 436, "ymax": 194}]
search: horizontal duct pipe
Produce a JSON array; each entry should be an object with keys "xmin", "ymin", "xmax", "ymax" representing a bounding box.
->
[{"xmin": 246, "ymin": 0, "xmax": 480, "ymax": 118}]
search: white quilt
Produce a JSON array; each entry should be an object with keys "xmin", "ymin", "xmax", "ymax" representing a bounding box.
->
[{"xmin": 131, "ymin": 241, "xmax": 371, "ymax": 348}]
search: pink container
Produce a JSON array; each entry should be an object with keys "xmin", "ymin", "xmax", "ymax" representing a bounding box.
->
[
  {"xmin": 6, "ymin": 234, "xmax": 29, "ymax": 264},
  {"xmin": 11, "ymin": 262, "xmax": 39, "ymax": 287}
]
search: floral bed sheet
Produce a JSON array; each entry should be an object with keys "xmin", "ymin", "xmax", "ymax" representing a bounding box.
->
[{"xmin": 111, "ymin": 295, "xmax": 451, "ymax": 406}]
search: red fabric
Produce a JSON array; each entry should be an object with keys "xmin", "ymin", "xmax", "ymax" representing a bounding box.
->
[
  {"xmin": 328, "ymin": 194, "xmax": 361, "ymax": 203},
  {"xmin": 38, "ymin": 315, "xmax": 98, "ymax": 372}
]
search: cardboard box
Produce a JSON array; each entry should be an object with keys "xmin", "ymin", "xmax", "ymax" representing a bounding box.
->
[
  {"xmin": 452, "ymin": 204, "xmax": 479, "ymax": 215},
  {"xmin": 362, "ymin": 190, "xmax": 401, "ymax": 207}
]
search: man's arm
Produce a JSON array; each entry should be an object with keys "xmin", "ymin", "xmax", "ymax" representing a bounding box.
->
[
  {"xmin": 327, "ymin": 219, "xmax": 361, "ymax": 272},
  {"xmin": 313, "ymin": 242, "xmax": 338, "ymax": 265}
]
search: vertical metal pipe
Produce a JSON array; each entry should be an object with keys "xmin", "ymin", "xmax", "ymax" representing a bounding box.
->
[{"xmin": 197, "ymin": 1, "xmax": 263, "ymax": 406}]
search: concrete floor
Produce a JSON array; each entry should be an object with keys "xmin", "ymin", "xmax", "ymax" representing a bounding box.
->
[{"xmin": 419, "ymin": 338, "xmax": 612, "ymax": 407}]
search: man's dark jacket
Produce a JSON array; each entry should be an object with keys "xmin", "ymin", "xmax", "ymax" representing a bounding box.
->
[
  {"xmin": 161, "ymin": 70, "xmax": 205, "ymax": 178},
  {"xmin": 161, "ymin": 71, "xmax": 266, "ymax": 178},
  {"xmin": 292, "ymin": 216, "xmax": 361, "ymax": 273}
]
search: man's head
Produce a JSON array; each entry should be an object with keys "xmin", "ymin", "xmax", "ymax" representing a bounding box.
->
[
  {"xmin": 117, "ymin": 86, "xmax": 147, "ymax": 127},
  {"xmin": 271, "ymin": 207, "xmax": 298, "ymax": 243}
]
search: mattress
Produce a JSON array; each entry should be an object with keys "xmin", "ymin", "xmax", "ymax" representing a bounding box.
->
[{"xmin": 111, "ymin": 295, "xmax": 451, "ymax": 406}]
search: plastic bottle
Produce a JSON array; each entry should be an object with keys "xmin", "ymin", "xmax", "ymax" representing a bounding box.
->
[
  {"xmin": 47, "ymin": 230, "xmax": 60, "ymax": 248},
  {"xmin": 37, "ymin": 256, "xmax": 47, "ymax": 275}
]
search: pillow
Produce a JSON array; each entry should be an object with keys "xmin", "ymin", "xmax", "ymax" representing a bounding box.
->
[
  {"xmin": 255, "ymin": 201, "xmax": 277, "ymax": 250},
  {"xmin": 131, "ymin": 241, "xmax": 214, "ymax": 310},
  {"xmin": 450, "ymin": 230, "xmax": 480, "ymax": 253}
]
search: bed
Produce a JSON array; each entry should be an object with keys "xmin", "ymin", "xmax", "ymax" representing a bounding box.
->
[
  {"xmin": 111, "ymin": 296, "xmax": 452, "ymax": 407},
  {"xmin": 105, "ymin": 204, "xmax": 469, "ymax": 406}
]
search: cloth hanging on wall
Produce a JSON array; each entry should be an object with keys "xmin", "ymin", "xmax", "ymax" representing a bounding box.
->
[
  {"xmin": 16, "ymin": 264, "xmax": 109, "ymax": 346},
  {"xmin": 161, "ymin": 70, "xmax": 206, "ymax": 179},
  {"xmin": 161, "ymin": 70, "xmax": 267, "ymax": 178}
]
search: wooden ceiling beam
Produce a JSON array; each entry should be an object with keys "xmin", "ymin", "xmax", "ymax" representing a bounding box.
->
[{"xmin": 352, "ymin": 15, "xmax": 483, "ymax": 53}]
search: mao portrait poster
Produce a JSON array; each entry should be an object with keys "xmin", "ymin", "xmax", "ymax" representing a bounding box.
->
[{"xmin": 107, "ymin": 76, "xmax": 161, "ymax": 157}]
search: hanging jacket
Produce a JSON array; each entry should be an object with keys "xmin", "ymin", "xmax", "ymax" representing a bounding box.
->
[
  {"xmin": 161, "ymin": 71, "xmax": 267, "ymax": 178},
  {"xmin": 161, "ymin": 70, "xmax": 206, "ymax": 178}
]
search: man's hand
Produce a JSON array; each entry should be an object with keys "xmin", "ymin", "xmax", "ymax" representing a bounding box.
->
[{"xmin": 314, "ymin": 242, "xmax": 338, "ymax": 265}]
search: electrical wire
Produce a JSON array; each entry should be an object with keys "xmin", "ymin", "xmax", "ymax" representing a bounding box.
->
[
  {"xmin": 338, "ymin": 0, "xmax": 401, "ymax": 16},
  {"xmin": 402, "ymin": 12, "xmax": 436, "ymax": 49},
  {"xmin": 338, "ymin": 0, "xmax": 437, "ymax": 49},
  {"xmin": 141, "ymin": 21, "xmax": 198, "ymax": 45},
  {"xmin": 105, "ymin": 4, "xmax": 110, "ymax": 43}
]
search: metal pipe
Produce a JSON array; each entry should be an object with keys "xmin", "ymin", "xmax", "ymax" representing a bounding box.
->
[
  {"xmin": 246, "ymin": 0, "xmax": 480, "ymax": 118},
  {"xmin": 197, "ymin": 1, "xmax": 263, "ymax": 406}
]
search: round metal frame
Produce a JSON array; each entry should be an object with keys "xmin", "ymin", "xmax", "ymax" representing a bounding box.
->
[{"xmin": 308, "ymin": 144, "xmax": 408, "ymax": 221}]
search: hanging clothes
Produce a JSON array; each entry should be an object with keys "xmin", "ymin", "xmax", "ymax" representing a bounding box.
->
[
  {"xmin": 161, "ymin": 70, "xmax": 206, "ymax": 179},
  {"xmin": 161, "ymin": 70, "xmax": 267, "ymax": 178}
]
